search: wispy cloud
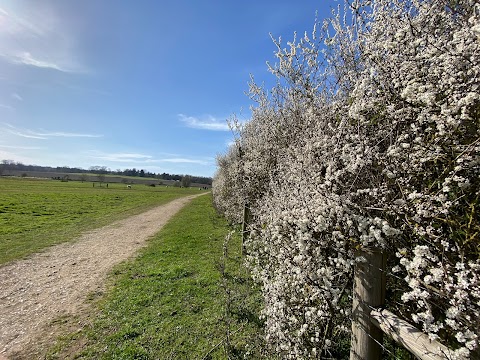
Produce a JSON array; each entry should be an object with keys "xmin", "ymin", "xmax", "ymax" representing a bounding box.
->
[
  {"xmin": 87, "ymin": 150, "xmax": 213, "ymax": 167},
  {"xmin": 178, "ymin": 114, "xmax": 230, "ymax": 131},
  {"xmin": 2, "ymin": 123, "xmax": 103, "ymax": 139},
  {"xmin": 0, "ymin": 104, "xmax": 14, "ymax": 111},
  {"xmin": 8, "ymin": 130, "xmax": 46, "ymax": 139},
  {"xmin": 0, "ymin": 7, "xmax": 45, "ymax": 37},
  {"xmin": 159, "ymin": 158, "xmax": 212, "ymax": 165},
  {"xmin": 88, "ymin": 152, "xmax": 154, "ymax": 163},
  {"xmin": 8, "ymin": 52, "xmax": 70, "ymax": 72},
  {"xmin": 0, "ymin": 144, "xmax": 43, "ymax": 150},
  {"xmin": 36, "ymin": 131, "xmax": 103, "ymax": 138},
  {"xmin": 11, "ymin": 93, "xmax": 23, "ymax": 101},
  {"xmin": 0, "ymin": 5, "xmax": 85, "ymax": 73}
]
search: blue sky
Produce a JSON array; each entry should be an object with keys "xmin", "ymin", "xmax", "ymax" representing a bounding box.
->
[{"xmin": 0, "ymin": 0, "xmax": 336, "ymax": 177}]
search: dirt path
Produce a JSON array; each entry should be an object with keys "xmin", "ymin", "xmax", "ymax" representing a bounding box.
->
[{"xmin": 0, "ymin": 193, "xmax": 206, "ymax": 359}]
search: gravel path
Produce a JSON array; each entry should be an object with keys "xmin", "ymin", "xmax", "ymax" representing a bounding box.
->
[{"xmin": 0, "ymin": 193, "xmax": 205, "ymax": 359}]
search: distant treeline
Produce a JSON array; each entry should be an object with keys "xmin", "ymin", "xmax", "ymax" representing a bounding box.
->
[{"xmin": 0, "ymin": 160, "xmax": 212, "ymax": 185}]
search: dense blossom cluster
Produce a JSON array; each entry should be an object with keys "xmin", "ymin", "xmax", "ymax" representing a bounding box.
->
[{"xmin": 213, "ymin": 0, "xmax": 480, "ymax": 358}]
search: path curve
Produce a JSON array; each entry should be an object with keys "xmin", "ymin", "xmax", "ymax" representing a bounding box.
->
[{"xmin": 0, "ymin": 193, "xmax": 206, "ymax": 359}]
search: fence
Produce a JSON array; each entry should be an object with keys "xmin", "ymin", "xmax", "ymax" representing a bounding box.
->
[
  {"xmin": 350, "ymin": 249, "xmax": 453, "ymax": 360},
  {"xmin": 241, "ymin": 204, "xmax": 459, "ymax": 360}
]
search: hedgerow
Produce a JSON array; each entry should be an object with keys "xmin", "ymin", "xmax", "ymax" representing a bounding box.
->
[{"xmin": 213, "ymin": 1, "xmax": 480, "ymax": 358}]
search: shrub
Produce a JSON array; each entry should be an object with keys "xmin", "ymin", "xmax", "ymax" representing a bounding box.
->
[{"xmin": 213, "ymin": 0, "xmax": 480, "ymax": 358}]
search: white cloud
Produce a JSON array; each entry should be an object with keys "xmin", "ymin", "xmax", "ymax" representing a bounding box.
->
[
  {"xmin": 0, "ymin": 104, "xmax": 14, "ymax": 111},
  {"xmin": 11, "ymin": 93, "xmax": 23, "ymax": 101},
  {"xmin": 7, "ymin": 130, "xmax": 46, "ymax": 139},
  {"xmin": 35, "ymin": 131, "xmax": 103, "ymax": 138},
  {"xmin": 105, "ymin": 153, "xmax": 153, "ymax": 160},
  {"xmin": 86, "ymin": 151, "xmax": 212, "ymax": 166},
  {"xmin": 0, "ymin": 7, "xmax": 45, "ymax": 37},
  {"xmin": 0, "ymin": 144, "xmax": 43, "ymax": 150},
  {"xmin": 0, "ymin": 4, "xmax": 85, "ymax": 73},
  {"xmin": 178, "ymin": 114, "xmax": 230, "ymax": 131},
  {"xmin": 2, "ymin": 123, "xmax": 102, "ymax": 139},
  {"xmin": 159, "ymin": 158, "xmax": 212, "ymax": 165},
  {"xmin": 9, "ymin": 52, "xmax": 68, "ymax": 72},
  {"xmin": 87, "ymin": 151, "xmax": 154, "ymax": 163}
]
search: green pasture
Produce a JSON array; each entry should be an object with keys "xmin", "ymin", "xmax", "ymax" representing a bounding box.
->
[
  {"xmin": 47, "ymin": 194, "xmax": 268, "ymax": 359},
  {"xmin": 0, "ymin": 177, "xmax": 205, "ymax": 265}
]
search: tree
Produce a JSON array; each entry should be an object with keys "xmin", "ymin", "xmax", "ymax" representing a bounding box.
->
[
  {"xmin": 2, "ymin": 160, "xmax": 14, "ymax": 171},
  {"xmin": 181, "ymin": 175, "xmax": 191, "ymax": 188},
  {"xmin": 90, "ymin": 166, "xmax": 108, "ymax": 185},
  {"xmin": 97, "ymin": 172, "xmax": 106, "ymax": 186}
]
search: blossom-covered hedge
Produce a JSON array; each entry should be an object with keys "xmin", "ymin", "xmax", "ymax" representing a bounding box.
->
[{"xmin": 213, "ymin": 1, "xmax": 480, "ymax": 358}]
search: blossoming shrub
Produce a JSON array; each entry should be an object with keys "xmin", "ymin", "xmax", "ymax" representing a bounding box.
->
[{"xmin": 213, "ymin": 0, "xmax": 480, "ymax": 358}]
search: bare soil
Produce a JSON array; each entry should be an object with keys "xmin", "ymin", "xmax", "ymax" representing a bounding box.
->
[{"xmin": 0, "ymin": 194, "xmax": 205, "ymax": 359}]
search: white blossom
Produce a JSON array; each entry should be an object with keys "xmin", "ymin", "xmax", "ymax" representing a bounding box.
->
[{"xmin": 213, "ymin": 0, "xmax": 480, "ymax": 357}]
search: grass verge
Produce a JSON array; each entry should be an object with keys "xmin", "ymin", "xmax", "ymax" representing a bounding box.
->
[
  {"xmin": 47, "ymin": 194, "xmax": 269, "ymax": 359},
  {"xmin": 0, "ymin": 177, "xmax": 204, "ymax": 264}
]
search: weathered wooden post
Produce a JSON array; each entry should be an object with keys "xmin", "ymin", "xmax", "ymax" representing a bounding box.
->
[
  {"xmin": 370, "ymin": 309, "xmax": 452, "ymax": 360},
  {"xmin": 242, "ymin": 203, "xmax": 251, "ymax": 256},
  {"xmin": 350, "ymin": 249, "xmax": 386, "ymax": 360}
]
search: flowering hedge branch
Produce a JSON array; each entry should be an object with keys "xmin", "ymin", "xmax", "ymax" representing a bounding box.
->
[{"xmin": 213, "ymin": 1, "xmax": 480, "ymax": 358}]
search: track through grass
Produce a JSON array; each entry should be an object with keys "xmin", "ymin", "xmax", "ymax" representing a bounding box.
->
[{"xmin": 47, "ymin": 194, "xmax": 268, "ymax": 359}]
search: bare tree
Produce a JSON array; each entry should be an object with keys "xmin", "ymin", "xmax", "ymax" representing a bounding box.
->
[
  {"xmin": 181, "ymin": 175, "xmax": 192, "ymax": 188},
  {"xmin": 89, "ymin": 166, "xmax": 108, "ymax": 186}
]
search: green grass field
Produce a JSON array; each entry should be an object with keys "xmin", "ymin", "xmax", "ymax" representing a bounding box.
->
[
  {"xmin": 0, "ymin": 177, "xmax": 204, "ymax": 265},
  {"xmin": 47, "ymin": 194, "xmax": 268, "ymax": 359}
]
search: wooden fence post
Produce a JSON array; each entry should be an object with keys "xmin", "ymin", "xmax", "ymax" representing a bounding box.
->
[
  {"xmin": 350, "ymin": 249, "xmax": 386, "ymax": 360},
  {"xmin": 242, "ymin": 203, "xmax": 251, "ymax": 255}
]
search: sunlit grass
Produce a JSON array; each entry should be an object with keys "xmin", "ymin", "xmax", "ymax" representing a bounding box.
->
[
  {"xmin": 47, "ymin": 194, "xmax": 268, "ymax": 359},
  {"xmin": 0, "ymin": 177, "xmax": 204, "ymax": 264}
]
